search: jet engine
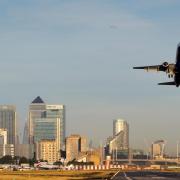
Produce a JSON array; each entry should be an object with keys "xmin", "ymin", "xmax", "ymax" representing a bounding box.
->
[
  {"xmin": 159, "ymin": 62, "xmax": 169, "ymax": 71},
  {"xmin": 162, "ymin": 62, "xmax": 169, "ymax": 68}
]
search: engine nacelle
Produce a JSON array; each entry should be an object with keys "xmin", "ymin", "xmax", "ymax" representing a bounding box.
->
[
  {"xmin": 159, "ymin": 62, "xmax": 169, "ymax": 72},
  {"xmin": 162, "ymin": 62, "xmax": 169, "ymax": 68}
]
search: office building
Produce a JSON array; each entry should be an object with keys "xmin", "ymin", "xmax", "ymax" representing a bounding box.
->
[
  {"xmin": 46, "ymin": 105, "xmax": 65, "ymax": 150},
  {"xmin": 151, "ymin": 140, "xmax": 165, "ymax": 159},
  {"xmin": 0, "ymin": 105, "xmax": 17, "ymax": 145},
  {"xmin": 113, "ymin": 119, "xmax": 129, "ymax": 149},
  {"xmin": 80, "ymin": 136, "xmax": 88, "ymax": 152},
  {"xmin": 77, "ymin": 148, "xmax": 102, "ymax": 165},
  {"xmin": 28, "ymin": 97, "xmax": 65, "ymax": 151},
  {"xmin": 28, "ymin": 96, "xmax": 46, "ymax": 144},
  {"xmin": 104, "ymin": 119, "xmax": 129, "ymax": 160},
  {"xmin": 34, "ymin": 117, "xmax": 60, "ymax": 152},
  {"xmin": 66, "ymin": 135, "xmax": 87, "ymax": 162},
  {"xmin": 0, "ymin": 144, "xmax": 14, "ymax": 158},
  {"xmin": 109, "ymin": 131, "xmax": 126, "ymax": 153},
  {"xmin": 0, "ymin": 129, "xmax": 7, "ymax": 156},
  {"xmin": 36, "ymin": 139, "xmax": 59, "ymax": 163}
]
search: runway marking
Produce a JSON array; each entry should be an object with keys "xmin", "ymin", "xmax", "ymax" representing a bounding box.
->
[
  {"xmin": 124, "ymin": 172, "xmax": 133, "ymax": 180},
  {"xmin": 110, "ymin": 170, "xmax": 120, "ymax": 179}
]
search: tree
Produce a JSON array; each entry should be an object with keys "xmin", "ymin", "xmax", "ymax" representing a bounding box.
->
[
  {"xmin": 0, "ymin": 155, "xmax": 13, "ymax": 164},
  {"xmin": 53, "ymin": 161, "xmax": 63, "ymax": 166},
  {"xmin": 19, "ymin": 157, "xmax": 28, "ymax": 164}
]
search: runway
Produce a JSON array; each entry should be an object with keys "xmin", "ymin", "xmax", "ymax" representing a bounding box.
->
[{"xmin": 111, "ymin": 171, "xmax": 180, "ymax": 180}]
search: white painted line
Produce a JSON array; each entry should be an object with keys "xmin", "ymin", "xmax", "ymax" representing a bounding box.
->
[
  {"xmin": 124, "ymin": 172, "xmax": 133, "ymax": 180},
  {"xmin": 110, "ymin": 170, "xmax": 120, "ymax": 179}
]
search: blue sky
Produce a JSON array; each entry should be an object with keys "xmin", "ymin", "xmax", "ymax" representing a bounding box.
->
[{"xmin": 1, "ymin": 0, "xmax": 180, "ymax": 154}]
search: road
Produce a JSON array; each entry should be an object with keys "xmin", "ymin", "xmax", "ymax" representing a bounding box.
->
[{"xmin": 111, "ymin": 171, "xmax": 180, "ymax": 179}]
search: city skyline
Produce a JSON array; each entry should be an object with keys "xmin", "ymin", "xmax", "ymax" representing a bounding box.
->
[{"xmin": 1, "ymin": 0, "xmax": 180, "ymax": 154}]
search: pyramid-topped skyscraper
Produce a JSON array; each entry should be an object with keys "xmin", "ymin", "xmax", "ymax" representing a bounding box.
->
[
  {"xmin": 27, "ymin": 96, "xmax": 65, "ymax": 159},
  {"xmin": 28, "ymin": 96, "xmax": 46, "ymax": 145},
  {"xmin": 31, "ymin": 96, "xmax": 45, "ymax": 104}
]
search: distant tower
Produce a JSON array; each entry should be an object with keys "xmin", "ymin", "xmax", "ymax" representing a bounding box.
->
[
  {"xmin": 0, "ymin": 105, "xmax": 17, "ymax": 145},
  {"xmin": 45, "ymin": 104, "xmax": 66, "ymax": 150},
  {"xmin": 23, "ymin": 121, "xmax": 28, "ymax": 144},
  {"xmin": 28, "ymin": 96, "xmax": 66, "ymax": 158},
  {"xmin": 33, "ymin": 117, "xmax": 61, "ymax": 153},
  {"xmin": 151, "ymin": 140, "xmax": 165, "ymax": 159},
  {"xmin": 113, "ymin": 119, "xmax": 129, "ymax": 149},
  {"xmin": 110, "ymin": 119, "xmax": 129, "ymax": 150},
  {"xmin": 28, "ymin": 96, "xmax": 46, "ymax": 144}
]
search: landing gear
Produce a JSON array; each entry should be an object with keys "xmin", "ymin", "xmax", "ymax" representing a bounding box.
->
[{"xmin": 168, "ymin": 74, "xmax": 174, "ymax": 78}]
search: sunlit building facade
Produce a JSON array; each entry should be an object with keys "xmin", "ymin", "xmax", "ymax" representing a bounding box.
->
[
  {"xmin": 104, "ymin": 118, "xmax": 129, "ymax": 160},
  {"xmin": 46, "ymin": 105, "xmax": 66, "ymax": 150},
  {"xmin": 28, "ymin": 96, "xmax": 46, "ymax": 144},
  {"xmin": 0, "ymin": 129, "xmax": 7, "ymax": 157},
  {"xmin": 113, "ymin": 119, "xmax": 129, "ymax": 149},
  {"xmin": 36, "ymin": 139, "xmax": 59, "ymax": 163},
  {"xmin": 66, "ymin": 135, "xmax": 87, "ymax": 162},
  {"xmin": 28, "ymin": 97, "xmax": 66, "ymax": 158},
  {"xmin": 34, "ymin": 117, "xmax": 60, "ymax": 151},
  {"xmin": 151, "ymin": 140, "xmax": 165, "ymax": 159}
]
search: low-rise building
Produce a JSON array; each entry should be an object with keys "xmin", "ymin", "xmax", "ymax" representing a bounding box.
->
[
  {"xmin": 36, "ymin": 139, "xmax": 59, "ymax": 163},
  {"xmin": 77, "ymin": 148, "xmax": 102, "ymax": 165},
  {"xmin": 66, "ymin": 134, "xmax": 88, "ymax": 162},
  {"xmin": 0, "ymin": 144, "xmax": 14, "ymax": 157},
  {"xmin": 152, "ymin": 140, "xmax": 165, "ymax": 159}
]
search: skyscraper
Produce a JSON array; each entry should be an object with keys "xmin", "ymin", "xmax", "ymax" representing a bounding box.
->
[
  {"xmin": 46, "ymin": 105, "xmax": 65, "ymax": 150},
  {"xmin": 0, "ymin": 105, "xmax": 17, "ymax": 145},
  {"xmin": 105, "ymin": 118, "xmax": 129, "ymax": 159},
  {"xmin": 28, "ymin": 96, "xmax": 46, "ymax": 144},
  {"xmin": 28, "ymin": 96, "xmax": 66, "ymax": 158},
  {"xmin": 34, "ymin": 117, "xmax": 60, "ymax": 151},
  {"xmin": 113, "ymin": 119, "xmax": 129, "ymax": 149}
]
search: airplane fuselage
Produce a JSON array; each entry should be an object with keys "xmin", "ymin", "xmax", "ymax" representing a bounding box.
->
[{"xmin": 133, "ymin": 43, "xmax": 180, "ymax": 87}]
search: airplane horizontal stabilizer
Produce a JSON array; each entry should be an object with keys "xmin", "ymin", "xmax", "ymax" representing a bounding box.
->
[{"xmin": 158, "ymin": 81, "xmax": 175, "ymax": 85}]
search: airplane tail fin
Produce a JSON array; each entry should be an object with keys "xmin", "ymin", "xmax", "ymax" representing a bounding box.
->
[{"xmin": 158, "ymin": 81, "xmax": 175, "ymax": 85}]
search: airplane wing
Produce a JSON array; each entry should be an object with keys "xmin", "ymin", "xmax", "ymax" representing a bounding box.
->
[
  {"xmin": 133, "ymin": 65, "xmax": 161, "ymax": 72},
  {"xmin": 158, "ymin": 81, "xmax": 175, "ymax": 85}
]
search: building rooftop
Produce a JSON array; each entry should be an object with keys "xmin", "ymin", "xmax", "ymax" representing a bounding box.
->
[{"xmin": 31, "ymin": 96, "xmax": 45, "ymax": 104}]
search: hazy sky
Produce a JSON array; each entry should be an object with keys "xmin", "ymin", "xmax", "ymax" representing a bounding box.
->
[{"xmin": 1, "ymin": 0, "xmax": 180, "ymax": 154}]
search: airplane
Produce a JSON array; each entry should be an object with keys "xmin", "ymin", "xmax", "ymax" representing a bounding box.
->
[{"xmin": 133, "ymin": 43, "xmax": 180, "ymax": 87}]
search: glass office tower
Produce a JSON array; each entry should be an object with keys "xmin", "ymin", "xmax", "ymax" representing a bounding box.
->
[
  {"xmin": 0, "ymin": 105, "xmax": 17, "ymax": 145},
  {"xmin": 28, "ymin": 97, "xmax": 66, "ymax": 158},
  {"xmin": 34, "ymin": 118, "xmax": 60, "ymax": 150},
  {"xmin": 113, "ymin": 119, "xmax": 129, "ymax": 149},
  {"xmin": 28, "ymin": 96, "xmax": 46, "ymax": 144},
  {"xmin": 46, "ymin": 105, "xmax": 65, "ymax": 150}
]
